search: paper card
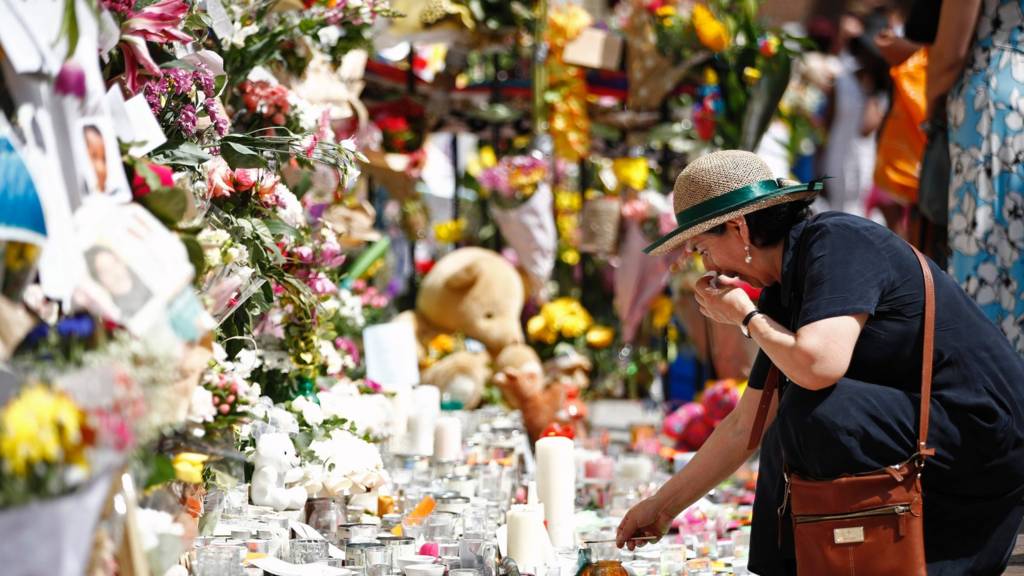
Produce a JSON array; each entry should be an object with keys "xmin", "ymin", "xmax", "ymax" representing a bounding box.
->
[
  {"xmin": 123, "ymin": 94, "xmax": 168, "ymax": 157},
  {"xmin": 362, "ymin": 322, "xmax": 420, "ymax": 391},
  {"xmin": 0, "ymin": 0, "xmax": 65, "ymax": 74},
  {"xmin": 97, "ymin": 9, "xmax": 119, "ymax": 58},
  {"xmin": 206, "ymin": 0, "xmax": 236, "ymax": 42},
  {"xmin": 563, "ymin": 28, "xmax": 624, "ymax": 71},
  {"xmin": 71, "ymin": 116, "xmax": 131, "ymax": 202}
]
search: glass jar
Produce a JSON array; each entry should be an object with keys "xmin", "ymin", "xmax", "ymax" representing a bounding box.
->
[
  {"xmin": 304, "ymin": 498, "xmax": 341, "ymax": 543},
  {"xmin": 290, "ymin": 539, "xmax": 329, "ymax": 564},
  {"xmin": 576, "ymin": 544, "xmax": 628, "ymax": 576}
]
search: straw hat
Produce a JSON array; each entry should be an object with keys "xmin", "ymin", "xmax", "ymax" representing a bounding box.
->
[{"xmin": 643, "ymin": 150, "xmax": 823, "ymax": 255}]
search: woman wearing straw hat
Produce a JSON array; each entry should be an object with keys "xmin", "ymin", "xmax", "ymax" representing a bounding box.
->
[{"xmin": 615, "ymin": 150, "xmax": 1024, "ymax": 574}]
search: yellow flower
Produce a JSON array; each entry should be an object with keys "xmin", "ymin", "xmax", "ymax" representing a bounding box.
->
[
  {"xmin": 586, "ymin": 325, "xmax": 615, "ymax": 349},
  {"xmin": 479, "ymin": 146, "xmax": 497, "ymax": 169},
  {"xmin": 655, "ymin": 5, "xmax": 676, "ymax": 17},
  {"xmin": 703, "ymin": 67, "xmax": 719, "ymax": 86},
  {"xmin": 0, "ymin": 385, "xmax": 84, "ymax": 476},
  {"xmin": 560, "ymin": 248, "xmax": 581, "ymax": 266},
  {"xmin": 743, "ymin": 66, "xmax": 762, "ymax": 85},
  {"xmin": 429, "ymin": 334, "xmax": 456, "ymax": 355},
  {"xmin": 433, "ymin": 218, "xmax": 466, "ymax": 244},
  {"xmin": 4, "ymin": 242, "xmax": 40, "ymax": 271},
  {"xmin": 650, "ymin": 295, "xmax": 674, "ymax": 329},
  {"xmin": 173, "ymin": 452, "xmax": 209, "ymax": 484},
  {"xmin": 612, "ymin": 157, "xmax": 649, "ymax": 191},
  {"xmin": 527, "ymin": 315, "xmax": 549, "ymax": 342},
  {"xmin": 555, "ymin": 189, "xmax": 582, "ymax": 213},
  {"xmin": 693, "ymin": 4, "xmax": 730, "ymax": 52}
]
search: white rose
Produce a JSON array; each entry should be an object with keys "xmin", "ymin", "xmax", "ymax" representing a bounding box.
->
[
  {"xmin": 317, "ymin": 25, "xmax": 341, "ymax": 47},
  {"xmin": 293, "ymin": 396, "xmax": 324, "ymax": 427}
]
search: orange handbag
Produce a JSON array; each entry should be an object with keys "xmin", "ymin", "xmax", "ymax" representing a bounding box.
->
[{"xmin": 748, "ymin": 246, "xmax": 936, "ymax": 576}]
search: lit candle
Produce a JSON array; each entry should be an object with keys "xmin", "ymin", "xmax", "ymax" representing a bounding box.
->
[
  {"xmin": 506, "ymin": 504, "xmax": 547, "ymax": 573},
  {"xmin": 535, "ymin": 436, "xmax": 576, "ymax": 547},
  {"xmin": 433, "ymin": 415, "xmax": 462, "ymax": 462}
]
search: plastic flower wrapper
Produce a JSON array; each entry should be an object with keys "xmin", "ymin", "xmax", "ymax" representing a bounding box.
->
[
  {"xmin": 614, "ymin": 192, "xmax": 679, "ymax": 343},
  {"xmin": 134, "ymin": 508, "xmax": 186, "ymax": 575},
  {"xmin": 489, "ymin": 181, "xmax": 557, "ymax": 297},
  {"xmin": 315, "ymin": 382, "xmax": 392, "ymax": 438}
]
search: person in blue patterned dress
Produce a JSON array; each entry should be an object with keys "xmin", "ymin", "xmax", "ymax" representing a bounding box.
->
[{"xmin": 931, "ymin": 0, "xmax": 1024, "ymax": 353}]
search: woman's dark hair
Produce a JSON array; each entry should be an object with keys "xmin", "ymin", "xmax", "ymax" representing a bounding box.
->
[{"xmin": 705, "ymin": 200, "xmax": 813, "ymax": 247}]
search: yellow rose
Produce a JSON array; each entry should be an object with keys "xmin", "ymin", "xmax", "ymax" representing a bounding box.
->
[
  {"xmin": 586, "ymin": 325, "xmax": 615, "ymax": 349},
  {"xmin": 693, "ymin": 4, "xmax": 730, "ymax": 52},
  {"xmin": 173, "ymin": 452, "xmax": 209, "ymax": 484}
]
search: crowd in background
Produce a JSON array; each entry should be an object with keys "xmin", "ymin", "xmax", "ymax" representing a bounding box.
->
[{"xmin": 795, "ymin": 0, "xmax": 1024, "ymax": 353}]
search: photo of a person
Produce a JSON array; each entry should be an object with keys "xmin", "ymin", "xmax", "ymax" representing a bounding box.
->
[
  {"xmin": 85, "ymin": 245, "xmax": 152, "ymax": 320},
  {"xmin": 82, "ymin": 125, "xmax": 108, "ymax": 194},
  {"xmin": 73, "ymin": 117, "xmax": 130, "ymax": 201}
]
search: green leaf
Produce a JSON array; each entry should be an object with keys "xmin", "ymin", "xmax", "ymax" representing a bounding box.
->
[
  {"xmin": 221, "ymin": 141, "xmax": 267, "ymax": 169},
  {"xmin": 139, "ymin": 186, "xmax": 190, "ymax": 226},
  {"xmin": 144, "ymin": 453, "xmax": 177, "ymax": 489},
  {"xmin": 182, "ymin": 234, "xmax": 208, "ymax": 280},
  {"xmin": 152, "ymin": 142, "xmax": 212, "ymax": 168},
  {"xmin": 264, "ymin": 217, "xmax": 300, "ymax": 239},
  {"xmin": 58, "ymin": 0, "xmax": 79, "ymax": 61}
]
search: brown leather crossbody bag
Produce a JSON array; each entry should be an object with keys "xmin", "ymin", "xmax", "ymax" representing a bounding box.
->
[{"xmin": 747, "ymin": 247, "xmax": 936, "ymax": 576}]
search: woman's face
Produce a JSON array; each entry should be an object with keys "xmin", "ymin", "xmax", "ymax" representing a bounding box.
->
[
  {"xmin": 686, "ymin": 223, "xmax": 761, "ymax": 286},
  {"xmin": 84, "ymin": 127, "xmax": 108, "ymax": 193}
]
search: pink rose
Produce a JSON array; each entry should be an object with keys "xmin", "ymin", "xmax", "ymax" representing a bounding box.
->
[
  {"xmin": 234, "ymin": 168, "xmax": 259, "ymax": 192},
  {"xmin": 205, "ymin": 157, "xmax": 235, "ymax": 198},
  {"xmin": 218, "ymin": 403, "xmax": 230, "ymax": 414}
]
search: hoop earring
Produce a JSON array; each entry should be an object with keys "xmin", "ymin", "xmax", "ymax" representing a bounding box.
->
[{"xmin": 744, "ymin": 245, "xmax": 752, "ymax": 264}]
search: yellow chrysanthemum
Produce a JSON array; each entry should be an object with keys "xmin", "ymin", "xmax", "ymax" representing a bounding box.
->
[
  {"xmin": 585, "ymin": 325, "xmax": 615, "ymax": 349},
  {"xmin": 527, "ymin": 315, "xmax": 549, "ymax": 341},
  {"xmin": 655, "ymin": 5, "xmax": 677, "ymax": 17},
  {"xmin": 0, "ymin": 385, "xmax": 84, "ymax": 476},
  {"xmin": 743, "ymin": 66, "xmax": 762, "ymax": 85},
  {"xmin": 479, "ymin": 146, "xmax": 497, "ymax": 169},
  {"xmin": 433, "ymin": 218, "xmax": 467, "ymax": 244},
  {"xmin": 173, "ymin": 452, "xmax": 209, "ymax": 484},
  {"xmin": 693, "ymin": 4, "xmax": 730, "ymax": 52},
  {"xmin": 650, "ymin": 295, "xmax": 674, "ymax": 329},
  {"xmin": 613, "ymin": 157, "xmax": 649, "ymax": 191},
  {"xmin": 560, "ymin": 248, "xmax": 581, "ymax": 266}
]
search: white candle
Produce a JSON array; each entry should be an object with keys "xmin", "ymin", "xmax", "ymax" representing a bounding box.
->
[
  {"xmin": 506, "ymin": 504, "xmax": 547, "ymax": 573},
  {"xmin": 407, "ymin": 385, "xmax": 440, "ymax": 456},
  {"xmin": 535, "ymin": 436, "xmax": 576, "ymax": 547},
  {"xmin": 433, "ymin": 415, "xmax": 462, "ymax": 462},
  {"xmin": 617, "ymin": 456, "xmax": 654, "ymax": 485}
]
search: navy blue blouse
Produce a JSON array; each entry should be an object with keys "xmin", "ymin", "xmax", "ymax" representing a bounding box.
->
[{"xmin": 744, "ymin": 212, "xmax": 1024, "ymax": 575}]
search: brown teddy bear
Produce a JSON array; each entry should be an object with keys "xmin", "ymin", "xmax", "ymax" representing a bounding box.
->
[{"xmin": 397, "ymin": 248, "xmax": 547, "ymax": 410}]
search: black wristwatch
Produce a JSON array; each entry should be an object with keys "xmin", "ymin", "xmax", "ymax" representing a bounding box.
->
[{"xmin": 740, "ymin": 309, "xmax": 763, "ymax": 339}]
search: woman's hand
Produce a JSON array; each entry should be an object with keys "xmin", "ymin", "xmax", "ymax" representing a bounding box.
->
[
  {"xmin": 616, "ymin": 494, "xmax": 674, "ymax": 550},
  {"xmin": 693, "ymin": 274, "xmax": 756, "ymax": 326}
]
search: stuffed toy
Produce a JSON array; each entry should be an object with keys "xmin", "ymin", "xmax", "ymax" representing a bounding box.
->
[
  {"xmin": 398, "ymin": 247, "xmax": 545, "ymax": 409},
  {"xmin": 250, "ymin": 432, "xmax": 308, "ymax": 511},
  {"xmin": 663, "ymin": 380, "xmax": 742, "ymax": 451},
  {"xmin": 494, "ymin": 364, "xmax": 567, "ymax": 444}
]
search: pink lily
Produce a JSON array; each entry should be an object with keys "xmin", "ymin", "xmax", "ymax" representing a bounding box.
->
[{"xmin": 119, "ymin": 0, "xmax": 192, "ymax": 93}]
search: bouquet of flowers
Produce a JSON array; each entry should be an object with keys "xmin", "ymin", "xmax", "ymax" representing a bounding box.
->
[
  {"xmin": 478, "ymin": 155, "xmax": 549, "ymax": 209},
  {"xmin": 371, "ymin": 98, "xmax": 427, "ymax": 154},
  {"xmin": 526, "ymin": 297, "xmax": 614, "ymax": 357}
]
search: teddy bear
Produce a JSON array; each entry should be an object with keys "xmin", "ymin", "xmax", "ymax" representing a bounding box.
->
[
  {"xmin": 250, "ymin": 432, "xmax": 308, "ymax": 511},
  {"xmin": 397, "ymin": 247, "xmax": 546, "ymax": 409}
]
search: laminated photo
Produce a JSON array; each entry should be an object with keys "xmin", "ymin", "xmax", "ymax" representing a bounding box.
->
[{"xmin": 73, "ymin": 116, "xmax": 131, "ymax": 202}]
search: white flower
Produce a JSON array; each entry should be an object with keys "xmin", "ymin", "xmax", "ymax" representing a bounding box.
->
[
  {"xmin": 317, "ymin": 25, "xmax": 341, "ymax": 47},
  {"xmin": 318, "ymin": 339, "xmax": 346, "ymax": 376},
  {"xmin": 187, "ymin": 386, "xmax": 216, "ymax": 424},
  {"xmin": 134, "ymin": 509, "xmax": 184, "ymax": 551},
  {"xmin": 305, "ymin": 429, "xmax": 387, "ymax": 496},
  {"xmin": 318, "ymin": 384, "xmax": 391, "ymax": 436},
  {"xmin": 320, "ymin": 296, "xmax": 340, "ymax": 318},
  {"xmin": 293, "ymin": 395, "xmax": 324, "ymax": 427},
  {"xmin": 225, "ymin": 244, "xmax": 250, "ymax": 265},
  {"xmin": 228, "ymin": 23, "xmax": 260, "ymax": 48},
  {"xmin": 198, "ymin": 228, "xmax": 231, "ymax": 248},
  {"xmin": 275, "ymin": 185, "xmax": 306, "ymax": 228},
  {"xmin": 234, "ymin": 348, "xmax": 261, "ymax": 378},
  {"xmin": 268, "ymin": 405, "xmax": 300, "ymax": 435},
  {"xmin": 336, "ymin": 288, "xmax": 365, "ymax": 328}
]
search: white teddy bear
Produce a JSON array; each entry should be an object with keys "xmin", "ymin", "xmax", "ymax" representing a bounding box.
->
[{"xmin": 250, "ymin": 432, "xmax": 308, "ymax": 511}]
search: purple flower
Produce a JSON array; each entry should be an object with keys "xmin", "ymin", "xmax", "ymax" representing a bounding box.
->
[
  {"xmin": 193, "ymin": 64, "xmax": 215, "ymax": 96},
  {"xmin": 166, "ymin": 67, "xmax": 192, "ymax": 95},
  {"xmin": 100, "ymin": 0, "xmax": 134, "ymax": 15},
  {"xmin": 178, "ymin": 104, "xmax": 197, "ymax": 136},
  {"xmin": 55, "ymin": 63, "xmax": 86, "ymax": 98},
  {"xmin": 214, "ymin": 118, "xmax": 229, "ymax": 137},
  {"xmin": 142, "ymin": 75, "xmax": 169, "ymax": 113}
]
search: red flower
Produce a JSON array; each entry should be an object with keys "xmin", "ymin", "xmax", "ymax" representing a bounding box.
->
[
  {"xmin": 376, "ymin": 115, "xmax": 410, "ymax": 133},
  {"xmin": 131, "ymin": 162, "xmax": 175, "ymax": 199}
]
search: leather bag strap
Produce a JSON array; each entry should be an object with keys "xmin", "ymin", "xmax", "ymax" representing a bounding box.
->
[{"xmin": 746, "ymin": 245, "xmax": 937, "ymax": 457}]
